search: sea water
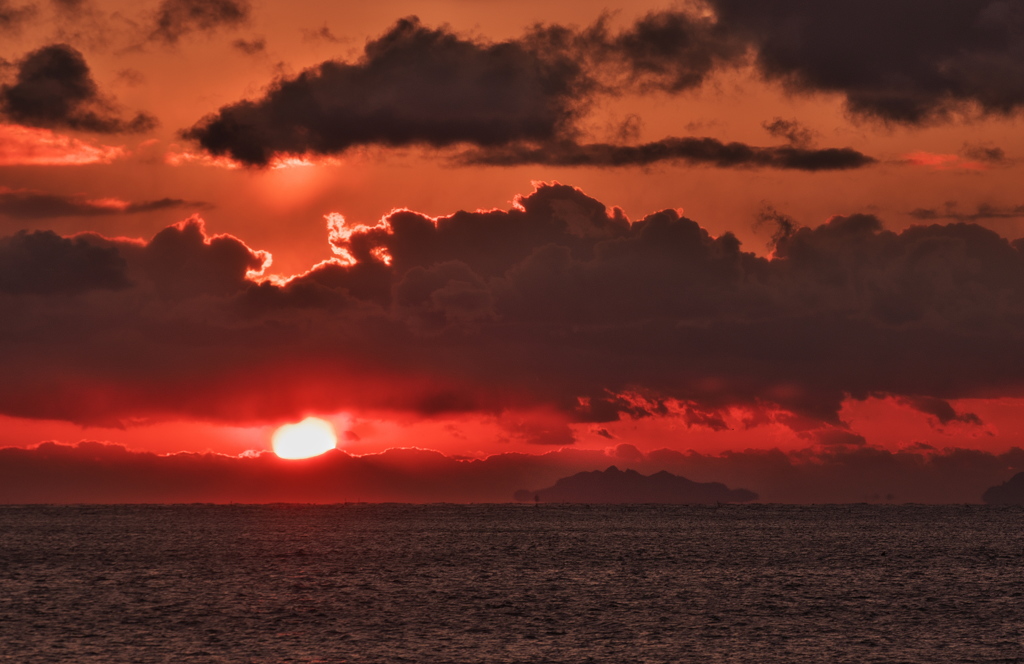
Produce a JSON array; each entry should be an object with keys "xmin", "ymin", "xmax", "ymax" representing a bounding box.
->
[{"xmin": 1, "ymin": 504, "xmax": 1022, "ymax": 663}]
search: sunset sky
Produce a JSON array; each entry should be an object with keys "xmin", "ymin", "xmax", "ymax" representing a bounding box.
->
[{"xmin": 3, "ymin": 0, "xmax": 1024, "ymax": 502}]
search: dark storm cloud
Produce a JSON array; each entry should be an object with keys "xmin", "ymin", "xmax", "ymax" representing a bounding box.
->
[
  {"xmin": 0, "ymin": 230, "xmax": 129, "ymax": 295},
  {"xmin": 461, "ymin": 137, "xmax": 873, "ymax": 171},
  {"xmin": 1, "ymin": 442, "xmax": 1021, "ymax": 504},
  {"xmin": 184, "ymin": 17, "xmax": 588, "ymax": 166},
  {"xmin": 150, "ymin": 0, "xmax": 250, "ymax": 44},
  {"xmin": 0, "ymin": 190, "xmax": 206, "ymax": 219},
  {"xmin": 707, "ymin": 0, "xmax": 1024, "ymax": 123},
  {"xmin": 0, "ymin": 44, "xmax": 156, "ymax": 133},
  {"xmin": 7, "ymin": 184, "xmax": 1024, "ymax": 427}
]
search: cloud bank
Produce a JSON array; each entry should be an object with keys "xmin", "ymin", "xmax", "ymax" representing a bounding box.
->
[{"xmin": 4, "ymin": 184, "xmax": 1024, "ymax": 433}]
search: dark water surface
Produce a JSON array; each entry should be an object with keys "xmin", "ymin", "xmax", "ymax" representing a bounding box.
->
[{"xmin": 2, "ymin": 504, "xmax": 1023, "ymax": 663}]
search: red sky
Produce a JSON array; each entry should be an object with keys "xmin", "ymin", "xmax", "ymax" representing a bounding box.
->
[{"xmin": 3, "ymin": 0, "xmax": 1024, "ymax": 502}]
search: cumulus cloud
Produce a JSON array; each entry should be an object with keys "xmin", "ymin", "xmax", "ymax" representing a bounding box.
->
[
  {"xmin": 184, "ymin": 17, "xmax": 588, "ymax": 166},
  {"xmin": 708, "ymin": 0, "xmax": 1024, "ymax": 123},
  {"xmin": 183, "ymin": 16, "xmax": 871, "ymax": 169},
  {"xmin": 0, "ymin": 230, "xmax": 130, "ymax": 295},
  {"xmin": 6, "ymin": 184, "xmax": 1024, "ymax": 428},
  {"xmin": 527, "ymin": 9, "xmax": 744, "ymax": 93},
  {"xmin": 0, "ymin": 188, "xmax": 207, "ymax": 219},
  {"xmin": 1, "ymin": 441, "xmax": 1021, "ymax": 504},
  {"xmin": 0, "ymin": 44, "xmax": 156, "ymax": 133},
  {"xmin": 150, "ymin": 0, "xmax": 250, "ymax": 44}
]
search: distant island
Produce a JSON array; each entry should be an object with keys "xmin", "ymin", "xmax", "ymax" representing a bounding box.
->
[
  {"xmin": 982, "ymin": 472, "xmax": 1024, "ymax": 504},
  {"xmin": 514, "ymin": 466, "xmax": 757, "ymax": 504}
]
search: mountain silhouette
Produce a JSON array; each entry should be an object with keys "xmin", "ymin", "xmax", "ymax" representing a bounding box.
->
[
  {"xmin": 982, "ymin": 472, "xmax": 1024, "ymax": 504},
  {"xmin": 514, "ymin": 466, "xmax": 757, "ymax": 504}
]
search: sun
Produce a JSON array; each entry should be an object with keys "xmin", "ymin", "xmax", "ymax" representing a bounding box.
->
[{"xmin": 272, "ymin": 417, "xmax": 338, "ymax": 459}]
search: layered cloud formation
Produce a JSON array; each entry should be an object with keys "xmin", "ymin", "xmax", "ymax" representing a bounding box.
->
[
  {"xmin": 183, "ymin": 15, "xmax": 872, "ymax": 168},
  {"xmin": 0, "ymin": 188, "xmax": 205, "ymax": 219},
  {"xmin": 185, "ymin": 1, "xmax": 1024, "ymax": 166},
  {"xmin": 2, "ymin": 183, "xmax": 1024, "ymax": 434}
]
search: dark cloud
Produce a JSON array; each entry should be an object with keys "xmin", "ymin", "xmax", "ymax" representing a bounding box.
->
[
  {"xmin": 7, "ymin": 184, "xmax": 1024, "ymax": 427},
  {"xmin": 184, "ymin": 16, "xmax": 872, "ymax": 168},
  {"xmin": 810, "ymin": 428, "xmax": 868, "ymax": 449},
  {"xmin": 961, "ymin": 143, "xmax": 1007, "ymax": 164},
  {"xmin": 1, "ymin": 442, "xmax": 1021, "ymax": 504},
  {"xmin": 0, "ymin": 230, "xmax": 129, "ymax": 295},
  {"xmin": 755, "ymin": 204, "xmax": 801, "ymax": 246},
  {"xmin": 301, "ymin": 25, "xmax": 341, "ymax": 43},
  {"xmin": 0, "ymin": 44, "xmax": 156, "ymax": 133},
  {"xmin": 0, "ymin": 0, "xmax": 35, "ymax": 32},
  {"xmin": 184, "ymin": 2, "xmax": 1024, "ymax": 162},
  {"xmin": 0, "ymin": 189, "xmax": 207, "ymax": 219},
  {"xmin": 131, "ymin": 216, "xmax": 270, "ymax": 298},
  {"xmin": 232, "ymin": 37, "xmax": 265, "ymax": 55},
  {"xmin": 898, "ymin": 396, "xmax": 983, "ymax": 427},
  {"xmin": 528, "ymin": 9, "xmax": 744, "ymax": 93},
  {"xmin": 909, "ymin": 202, "xmax": 1024, "ymax": 222},
  {"xmin": 708, "ymin": 0, "xmax": 1024, "ymax": 124},
  {"xmin": 184, "ymin": 17, "xmax": 588, "ymax": 166},
  {"xmin": 761, "ymin": 117, "xmax": 814, "ymax": 147},
  {"xmin": 150, "ymin": 0, "xmax": 250, "ymax": 44},
  {"xmin": 461, "ymin": 137, "xmax": 873, "ymax": 171}
]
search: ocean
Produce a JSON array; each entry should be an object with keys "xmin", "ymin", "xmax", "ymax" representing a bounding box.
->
[{"xmin": 1, "ymin": 504, "xmax": 1022, "ymax": 663}]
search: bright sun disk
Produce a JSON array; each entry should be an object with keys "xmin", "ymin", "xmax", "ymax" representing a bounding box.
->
[{"xmin": 272, "ymin": 417, "xmax": 338, "ymax": 459}]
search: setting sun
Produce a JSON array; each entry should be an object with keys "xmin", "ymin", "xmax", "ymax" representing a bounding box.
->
[{"xmin": 271, "ymin": 417, "xmax": 338, "ymax": 459}]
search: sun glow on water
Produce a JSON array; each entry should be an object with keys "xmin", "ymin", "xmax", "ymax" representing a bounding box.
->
[{"xmin": 271, "ymin": 417, "xmax": 338, "ymax": 459}]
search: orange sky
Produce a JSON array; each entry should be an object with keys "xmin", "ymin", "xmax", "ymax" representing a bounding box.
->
[{"xmin": 3, "ymin": 0, "xmax": 1024, "ymax": 501}]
